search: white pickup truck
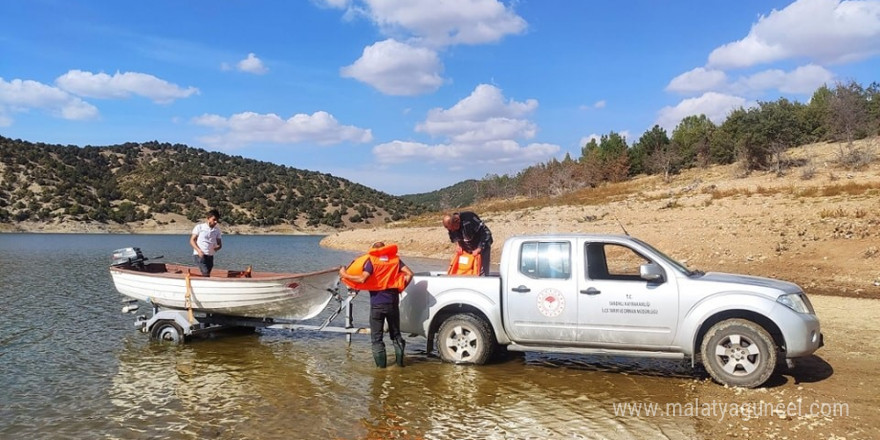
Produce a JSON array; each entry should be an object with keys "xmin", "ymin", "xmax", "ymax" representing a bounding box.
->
[{"xmin": 399, "ymin": 234, "xmax": 823, "ymax": 388}]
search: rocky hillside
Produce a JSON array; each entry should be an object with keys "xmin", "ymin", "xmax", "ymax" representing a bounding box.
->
[{"xmin": 0, "ymin": 137, "xmax": 426, "ymax": 231}]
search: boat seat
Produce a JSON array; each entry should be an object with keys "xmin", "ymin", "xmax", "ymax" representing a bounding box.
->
[{"xmin": 228, "ymin": 267, "xmax": 253, "ymax": 278}]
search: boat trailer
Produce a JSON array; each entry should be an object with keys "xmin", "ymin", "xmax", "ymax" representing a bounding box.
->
[{"xmin": 122, "ymin": 278, "xmax": 369, "ymax": 344}]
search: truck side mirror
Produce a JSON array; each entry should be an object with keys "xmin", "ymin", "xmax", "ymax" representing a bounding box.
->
[{"xmin": 640, "ymin": 263, "xmax": 664, "ymax": 282}]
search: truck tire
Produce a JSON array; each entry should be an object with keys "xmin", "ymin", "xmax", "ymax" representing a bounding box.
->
[
  {"xmin": 436, "ymin": 313, "xmax": 495, "ymax": 365},
  {"xmin": 700, "ymin": 318, "xmax": 777, "ymax": 388}
]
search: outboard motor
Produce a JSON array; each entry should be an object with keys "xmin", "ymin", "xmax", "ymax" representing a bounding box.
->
[{"xmin": 111, "ymin": 247, "xmax": 147, "ymax": 270}]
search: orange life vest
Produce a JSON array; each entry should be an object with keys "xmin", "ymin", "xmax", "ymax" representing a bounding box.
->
[
  {"xmin": 447, "ymin": 249, "xmax": 482, "ymax": 275},
  {"xmin": 342, "ymin": 244, "xmax": 408, "ymax": 292}
]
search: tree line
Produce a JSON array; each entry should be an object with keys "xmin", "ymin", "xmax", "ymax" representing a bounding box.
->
[{"xmin": 476, "ymin": 80, "xmax": 880, "ymax": 200}]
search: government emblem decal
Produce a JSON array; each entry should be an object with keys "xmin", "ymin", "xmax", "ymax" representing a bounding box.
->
[{"xmin": 536, "ymin": 288, "xmax": 565, "ymax": 317}]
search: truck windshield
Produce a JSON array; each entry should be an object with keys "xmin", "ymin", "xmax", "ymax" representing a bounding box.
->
[{"xmin": 631, "ymin": 238, "xmax": 697, "ymax": 276}]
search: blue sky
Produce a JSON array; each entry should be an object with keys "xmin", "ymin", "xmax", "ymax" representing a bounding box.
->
[{"xmin": 2, "ymin": 0, "xmax": 879, "ymax": 195}]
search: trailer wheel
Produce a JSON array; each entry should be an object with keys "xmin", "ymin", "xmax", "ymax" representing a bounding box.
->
[
  {"xmin": 436, "ymin": 314, "xmax": 495, "ymax": 365},
  {"xmin": 150, "ymin": 320, "xmax": 185, "ymax": 344},
  {"xmin": 700, "ymin": 319, "xmax": 777, "ymax": 388}
]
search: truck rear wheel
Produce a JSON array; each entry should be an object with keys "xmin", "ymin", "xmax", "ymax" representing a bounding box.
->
[
  {"xmin": 700, "ymin": 318, "xmax": 777, "ymax": 388},
  {"xmin": 436, "ymin": 314, "xmax": 495, "ymax": 365}
]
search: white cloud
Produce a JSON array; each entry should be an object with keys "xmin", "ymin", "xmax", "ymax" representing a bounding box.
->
[
  {"xmin": 579, "ymin": 135, "xmax": 600, "ymax": 147},
  {"xmin": 416, "ymin": 84, "xmax": 538, "ymax": 143},
  {"xmin": 191, "ymin": 113, "xmax": 227, "ymax": 129},
  {"xmin": 333, "ymin": 1, "xmax": 527, "ymax": 96},
  {"xmin": 362, "ymin": 0, "xmax": 527, "ymax": 47},
  {"xmin": 340, "ymin": 39, "xmax": 444, "ymax": 95},
  {"xmin": 578, "ymin": 131, "xmax": 631, "ymax": 148},
  {"xmin": 708, "ymin": 0, "xmax": 880, "ymax": 69},
  {"xmin": 55, "ymin": 70, "xmax": 199, "ymax": 104},
  {"xmin": 655, "ymin": 92, "xmax": 752, "ymax": 132},
  {"xmin": 417, "ymin": 84, "xmax": 538, "ymax": 127},
  {"xmin": 779, "ymin": 64, "xmax": 836, "ymax": 93},
  {"xmin": 237, "ymin": 53, "xmax": 268, "ymax": 74},
  {"xmin": 668, "ymin": 63, "xmax": 835, "ymax": 97},
  {"xmin": 0, "ymin": 77, "xmax": 99, "ymax": 123},
  {"xmin": 374, "ymin": 84, "xmax": 557, "ymax": 169},
  {"xmin": 730, "ymin": 64, "xmax": 835, "ymax": 95},
  {"xmin": 373, "ymin": 139, "xmax": 558, "ymax": 166},
  {"xmin": 579, "ymin": 101, "xmax": 606, "ymax": 111},
  {"xmin": 318, "ymin": 0, "xmax": 351, "ymax": 9},
  {"xmin": 443, "ymin": 118, "xmax": 536, "ymax": 144},
  {"xmin": 192, "ymin": 110, "xmax": 373, "ymax": 148},
  {"xmin": 329, "ymin": 165, "xmax": 473, "ymax": 195},
  {"xmin": 666, "ymin": 67, "xmax": 728, "ymax": 94}
]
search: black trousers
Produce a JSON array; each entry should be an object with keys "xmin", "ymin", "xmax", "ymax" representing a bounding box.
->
[
  {"xmin": 479, "ymin": 246, "xmax": 491, "ymax": 276},
  {"xmin": 370, "ymin": 302, "xmax": 403, "ymax": 351},
  {"xmin": 193, "ymin": 254, "xmax": 214, "ymax": 276}
]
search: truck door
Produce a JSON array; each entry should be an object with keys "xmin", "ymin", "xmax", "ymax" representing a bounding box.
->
[
  {"xmin": 577, "ymin": 240, "xmax": 679, "ymax": 347},
  {"xmin": 504, "ymin": 239, "xmax": 580, "ymax": 343}
]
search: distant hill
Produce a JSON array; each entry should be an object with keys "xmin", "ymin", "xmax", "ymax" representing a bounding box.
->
[
  {"xmin": 401, "ymin": 179, "xmax": 481, "ymax": 211},
  {"xmin": 0, "ymin": 136, "xmax": 427, "ymax": 229}
]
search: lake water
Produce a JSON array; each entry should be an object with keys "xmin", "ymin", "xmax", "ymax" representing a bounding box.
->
[{"xmin": 0, "ymin": 233, "xmax": 702, "ymax": 439}]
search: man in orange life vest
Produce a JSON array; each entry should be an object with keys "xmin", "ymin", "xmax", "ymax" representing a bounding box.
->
[
  {"xmin": 339, "ymin": 242, "xmax": 414, "ymax": 368},
  {"xmin": 443, "ymin": 211, "xmax": 493, "ymax": 276}
]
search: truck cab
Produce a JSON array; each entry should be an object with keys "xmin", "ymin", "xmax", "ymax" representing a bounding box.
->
[{"xmin": 501, "ymin": 236, "xmax": 680, "ymax": 347}]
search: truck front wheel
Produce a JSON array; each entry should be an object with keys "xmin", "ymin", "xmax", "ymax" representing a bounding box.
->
[
  {"xmin": 700, "ymin": 318, "xmax": 777, "ymax": 388},
  {"xmin": 436, "ymin": 314, "xmax": 495, "ymax": 365}
]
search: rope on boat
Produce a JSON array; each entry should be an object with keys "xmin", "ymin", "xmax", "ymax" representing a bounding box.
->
[{"xmin": 184, "ymin": 272, "xmax": 194, "ymax": 324}]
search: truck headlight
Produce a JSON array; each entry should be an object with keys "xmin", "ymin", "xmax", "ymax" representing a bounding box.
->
[{"xmin": 777, "ymin": 293, "xmax": 814, "ymax": 314}]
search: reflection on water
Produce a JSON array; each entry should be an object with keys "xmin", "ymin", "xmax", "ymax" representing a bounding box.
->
[
  {"xmin": 353, "ymin": 358, "xmax": 698, "ymax": 440},
  {"xmin": 107, "ymin": 338, "xmax": 698, "ymax": 439},
  {"xmin": 2, "ymin": 234, "xmax": 702, "ymax": 439}
]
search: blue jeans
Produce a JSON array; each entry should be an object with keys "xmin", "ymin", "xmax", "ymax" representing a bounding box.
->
[{"xmin": 193, "ymin": 254, "xmax": 214, "ymax": 276}]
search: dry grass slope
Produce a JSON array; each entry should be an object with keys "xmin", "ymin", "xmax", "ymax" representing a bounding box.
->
[{"xmin": 322, "ymin": 137, "xmax": 880, "ymax": 299}]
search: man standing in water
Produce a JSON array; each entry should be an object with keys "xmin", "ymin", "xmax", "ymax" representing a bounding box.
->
[
  {"xmin": 339, "ymin": 242, "xmax": 413, "ymax": 368},
  {"xmin": 443, "ymin": 211, "xmax": 493, "ymax": 276},
  {"xmin": 189, "ymin": 209, "xmax": 222, "ymax": 276}
]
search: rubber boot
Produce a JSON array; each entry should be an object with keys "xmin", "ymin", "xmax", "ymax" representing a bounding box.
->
[
  {"xmin": 392, "ymin": 338, "xmax": 405, "ymax": 367},
  {"xmin": 372, "ymin": 347, "xmax": 387, "ymax": 368}
]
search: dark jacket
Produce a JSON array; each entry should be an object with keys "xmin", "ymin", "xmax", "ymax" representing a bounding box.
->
[{"xmin": 448, "ymin": 211, "xmax": 493, "ymax": 253}]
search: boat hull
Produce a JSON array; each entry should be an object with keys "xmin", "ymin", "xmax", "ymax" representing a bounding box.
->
[{"xmin": 110, "ymin": 263, "xmax": 338, "ymax": 321}]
